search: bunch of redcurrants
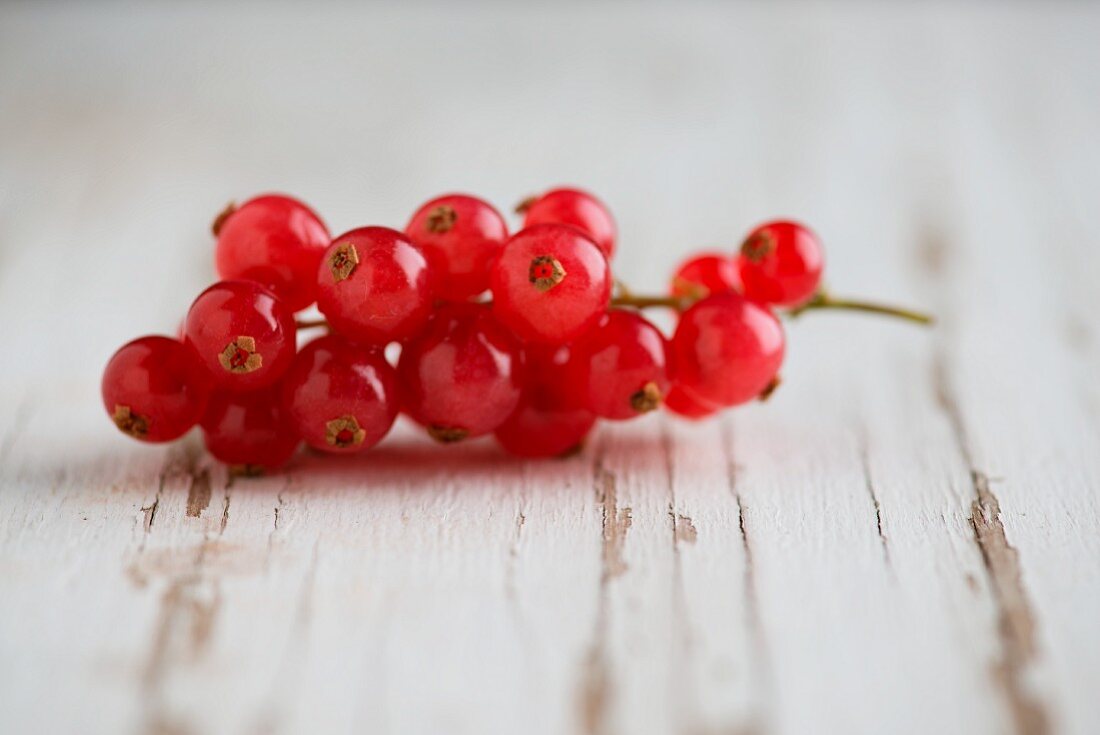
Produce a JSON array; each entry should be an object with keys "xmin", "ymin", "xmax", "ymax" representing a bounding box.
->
[{"xmin": 103, "ymin": 187, "xmax": 923, "ymax": 472}]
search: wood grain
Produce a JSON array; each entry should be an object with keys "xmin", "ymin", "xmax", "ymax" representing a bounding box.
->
[{"xmin": 1, "ymin": 3, "xmax": 1099, "ymax": 734}]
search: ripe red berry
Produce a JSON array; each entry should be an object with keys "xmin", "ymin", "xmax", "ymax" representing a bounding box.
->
[
  {"xmin": 663, "ymin": 384, "xmax": 720, "ymax": 420},
  {"xmin": 735, "ymin": 220, "xmax": 824, "ymax": 307},
  {"xmin": 490, "ymin": 224, "xmax": 611, "ymax": 344},
  {"xmin": 316, "ymin": 227, "xmax": 434, "ymax": 346},
  {"xmin": 405, "ymin": 194, "xmax": 508, "ymax": 301},
  {"xmin": 573, "ymin": 309, "xmax": 672, "ymax": 420},
  {"xmin": 671, "ymin": 292, "xmax": 785, "ymax": 407},
  {"xmin": 201, "ymin": 386, "xmax": 300, "ymax": 470},
  {"xmin": 183, "ymin": 280, "xmax": 297, "ymax": 392},
  {"xmin": 669, "ymin": 252, "xmax": 738, "ymax": 299},
  {"xmin": 520, "ymin": 187, "xmax": 616, "ymax": 258},
  {"xmin": 494, "ymin": 345, "xmax": 596, "ymax": 457},
  {"xmin": 398, "ymin": 304, "xmax": 523, "ymax": 442},
  {"xmin": 214, "ymin": 194, "xmax": 330, "ymax": 312},
  {"xmin": 102, "ymin": 336, "xmax": 210, "ymax": 443},
  {"xmin": 281, "ymin": 334, "xmax": 400, "ymax": 454}
]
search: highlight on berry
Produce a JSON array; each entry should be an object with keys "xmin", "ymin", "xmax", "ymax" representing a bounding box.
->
[{"xmin": 101, "ymin": 188, "xmax": 932, "ymax": 471}]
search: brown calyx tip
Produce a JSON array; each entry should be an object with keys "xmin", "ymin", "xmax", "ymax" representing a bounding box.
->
[
  {"xmin": 741, "ymin": 230, "xmax": 776, "ymax": 263},
  {"xmin": 425, "ymin": 205, "xmax": 458, "ymax": 234},
  {"xmin": 630, "ymin": 382, "xmax": 663, "ymax": 414},
  {"xmin": 514, "ymin": 195, "xmax": 538, "ymax": 215},
  {"xmin": 326, "ymin": 415, "xmax": 366, "ymax": 448},
  {"xmin": 329, "ymin": 242, "xmax": 360, "ymax": 282},
  {"xmin": 219, "ymin": 336, "xmax": 263, "ymax": 374},
  {"xmin": 113, "ymin": 404, "xmax": 149, "ymax": 438},
  {"xmin": 211, "ymin": 201, "xmax": 237, "ymax": 237},
  {"xmin": 427, "ymin": 425, "xmax": 469, "ymax": 444},
  {"xmin": 529, "ymin": 255, "xmax": 566, "ymax": 292},
  {"xmin": 758, "ymin": 375, "xmax": 782, "ymax": 402}
]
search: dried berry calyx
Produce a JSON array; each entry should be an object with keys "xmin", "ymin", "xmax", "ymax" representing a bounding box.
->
[
  {"xmin": 630, "ymin": 382, "xmax": 663, "ymax": 413},
  {"xmin": 329, "ymin": 242, "xmax": 360, "ymax": 282},
  {"xmin": 425, "ymin": 205, "xmax": 457, "ymax": 233},
  {"xmin": 529, "ymin": 255, "xmax": 566, "ymax": 292},
  {"xmin": 325, "ymin": 415, "xmax": 367, "ymax": 448},
  {"xmin": 427, "ymin": 425, "xmax": 469, "ymax": 443},
  {"xmin": 740, "ymin": 230, "xmax": 776, "ymax": 263},
  {"xmin": 112, "ymin": 404, "xmax": 149, "ymax": 438},
  {"xmin": 218, "ymin": 336, "xmax": 263, "ymax": 374}
]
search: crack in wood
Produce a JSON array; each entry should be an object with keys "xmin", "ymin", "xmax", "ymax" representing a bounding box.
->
[
  {"xmin": 578, "ymin": 458, "xmax": 632, "ymax": 735},
  {"xmin": 933, "ymin": 356, "xmax": 1050, "ymax": 735},
  {"xmin": 184, "ymin": 469, "xmax": 211, "ymax": 518},
  {"xmin": 721, "ymin": 419, "xmax": 770, "ymax": 733},
  {"xmin": 857, "ymin": 435, "xmax": 892, "ymax": 570}
]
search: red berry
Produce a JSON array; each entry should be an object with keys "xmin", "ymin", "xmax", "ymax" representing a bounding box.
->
[
  {"xmin": 669, "ymin": 252, "xmax": 738, "ymax": 299},
  {"xmin": 184, "ymin": 280, "xmax": 297, "ymax": 392},
  {"xmin": 398, "ymin": 303, "xmax": 523, "ymax": 442},
  {"xmin": 405, "ymin": 194, "xmax": 507, "ymax": 301},
  {"xmin": 102, "ymin": 336, "xmax": 210, "ymax": 443},
  {"xmin": 521, "ymin": 187, "xmax": 616, "ymax": 258},
  {"xmin": 490, "ymin": 224, "xmax": 611, "ymax": 344},
  {"xmin": 316, "ymin": 227, "xmax": 434, "ymax": 346},
  {"xmin": 672, "ymin": 292, "xmax": 785, "ymax": 407},
  {"xmin": 494, "ymin": 345, "xmax": 596, "ymax": 457},
  {"xmin": 735, "ymin": 220, "xmax": 824, "ymax": 307},
  {"xmin": 214, "ymin": 194, "xmax": 330, "ymax": 312},
  {"xmin": 573, "ymin": 309, "xmax": 672, "ymax": 420},
  {"xmin": 663, "ymin": 384, "xmax": 720, "ymax": 420},
  {"xmin": 201, "ymin": 386, "xmax": 300, "ymax": 470},
  {"xmin": 281, "ymin": 334, "xmax": 400, "ymax": 454}
]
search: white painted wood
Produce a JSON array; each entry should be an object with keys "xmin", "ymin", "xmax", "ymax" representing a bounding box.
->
[{"xmin": 1, "ymin": 3, "xmax": 1099, "ymax": 734}]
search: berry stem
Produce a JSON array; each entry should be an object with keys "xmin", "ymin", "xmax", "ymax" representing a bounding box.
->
[
  {"xmin": 295, "ymin": 318, "xmax": 329, "ymax": 330},
  {"xmin": 788, "ymin": 291, "xmax": 934, "ymax": 325},
  {"xmin": 610, "ymin": 293, "xmax": 689, "ymax": 310}
]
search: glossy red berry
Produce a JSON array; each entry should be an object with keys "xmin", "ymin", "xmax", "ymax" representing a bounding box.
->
[
  {"xmin": 670, "ymin": 252, "xmax": 738, "ymax": 299},
  {"xmin": 201, "ymin": 386, "xmax": 300, "ymax": 470},
  {"xmin": 573, "ymin": 309, "xmax": 672, "ymax": 420},
  {"xmin": 521, "ymin": 187, "xmax": 616, "ymax": 258},
  {"xmin": 490, "ymin": 224, "xmax": 611, "ymax": 344},
  {"xmin": 183, "ymin": 280, "xmax": 297, "ymax": 392},
  {"xmin": 735, "ymin": 220, "xmax": 824, "ymax": 307},
  {"xmin": 663, "ymin": 384, "xmax": 720, "ymax": 420},
  {"xmin": 494, "ymin": 345, "xmax": 596, "ymax": 458},
  {"xmin": 405, "ymin": 194, "xmax": 508, "ymax": 301},
  {"xmin": 672, "ymin": 292, "xmax": 785, "ymax": 407},
  {"xmin": 102, "ymin": 336, "xmax": 210, "ymax": 443},
  {"xmin": 281, "ymin": 334, "xmax": 400, "ymax": 454},
  {"xmin": 316, "ymin": 227, "xmax": 434, "ymax": 346},
  {"xmin": 214, "ymin": 194, "xmax": 330, "ymax": 312},
  {"xmin": 398, "ymin": 304, "xmax": 523, "ymax": 442}
]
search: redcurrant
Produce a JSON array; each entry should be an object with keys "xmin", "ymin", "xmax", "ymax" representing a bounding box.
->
[
  {"xmin": 398, "ymin": 303, "xmax": 523, "ymax": 442},
  {"xmin": 316, "ymin": 227, "xmax": 434, "ymax": 345},
  {"xmin": 521, "ymin": 187, "xmax": 616, "ymax": 258},
  {"xmin": 201, "ymin": 386, "xmax": 300, "ymax": 470},
  {"xmin": 735, "ymin": 220, "xmax": 824, "ymax": 307},
  {"xmin": 102, "ymin": 336, "xmax": 210, "ymax": 442},
  {"xmin": 183, "ymin": 280, "xmax": 297, "ymax": 392},
  {"xmin": 281, "ymin": 334, "xmax": 400, "ymax": 454},
  {"xmin": 663, "ymin": 384, "xmax": 720, "ymax": 420},
  {"xmin": 572, "ymin": 309, "xmax": 672, "ymax": 420},
  {"xmin": 671, "ymin": 292, "xmax": 785, "ymax": 407},
  {"xmin": 490, "ymin": 224, "xmax": 611, "ymax": 344},
  {"xmin": 405, "ymin": 194, "xmax": 507, "ymax": 301},
  {"xmin": 494, "ymin": 344, "xmax": 596, "ymax": 457},
  {"xmin": 214, "ymin": 194, "xmax": 330, "ymax": 312},
  {"xmin": 669, "ymin": 252, "xmax": 738, "ymax": 299}
]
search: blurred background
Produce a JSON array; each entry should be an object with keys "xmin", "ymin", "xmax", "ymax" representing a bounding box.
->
[{"xmin": 2, "ymin": 0, "xmax": 1095, "ymax": 395}]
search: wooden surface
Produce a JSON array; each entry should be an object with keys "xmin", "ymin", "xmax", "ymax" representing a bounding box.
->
[{"xmin": 1, "ymin": 3, "xmax": 1099, "ymax": 734}]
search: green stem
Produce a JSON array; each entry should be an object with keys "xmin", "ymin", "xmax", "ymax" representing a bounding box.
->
[{"xmin": 788, "ymin": 292, "xmax": 934, "ymax": 325}]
